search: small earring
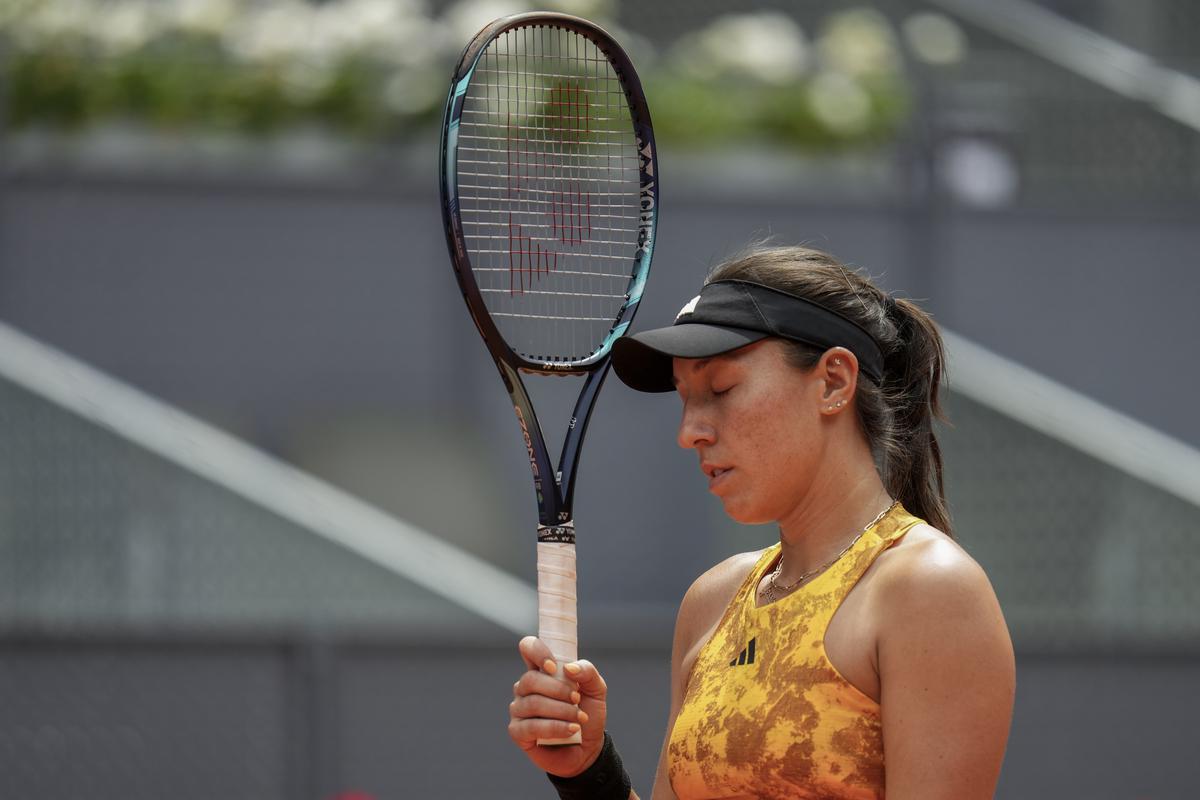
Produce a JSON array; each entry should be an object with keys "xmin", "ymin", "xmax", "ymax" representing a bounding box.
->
[
  {"xmin": 833, "ymin": 358, "xmax": 842, "ymax": 366},
  {"xmin": 835, "ymin": 400, "xmax": 844, "ymax": 408}
]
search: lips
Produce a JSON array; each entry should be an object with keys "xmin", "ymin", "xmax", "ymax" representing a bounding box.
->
[{"xmin": 701, "ymin": 462, "xmax": 734, "ymax": 491}]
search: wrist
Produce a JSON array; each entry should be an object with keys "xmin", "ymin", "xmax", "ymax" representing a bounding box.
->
[{"xmin": 546, "ymin": 731, "xmax": 631, "ymax": 800}]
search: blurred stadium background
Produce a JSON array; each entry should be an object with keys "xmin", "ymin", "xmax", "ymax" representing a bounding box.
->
[{"xmin": 1, "ymin": 0, "xmax": 1198, "ymax": 797}]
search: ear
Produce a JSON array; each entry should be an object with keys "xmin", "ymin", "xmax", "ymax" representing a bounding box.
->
[{"xmin": 817, "ymin": 347, "xmax": 859, "ymax": 415}]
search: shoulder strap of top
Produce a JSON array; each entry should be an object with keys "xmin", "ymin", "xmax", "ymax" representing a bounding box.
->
[
  {"xmin": 822, "ymin": 503, "xmax": 924, "ymax": 595},
  {"xmin": 752, "ymin": 503, "xmax": 925, "ymax": 603},
  {"xmin": 740, "ymin": 545, "xmax": 781, "ymax": 602}
]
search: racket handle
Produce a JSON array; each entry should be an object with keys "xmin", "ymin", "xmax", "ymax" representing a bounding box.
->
[{"xmin": 536, "ymin": 524, "xmax": 581, "ymax": 746}]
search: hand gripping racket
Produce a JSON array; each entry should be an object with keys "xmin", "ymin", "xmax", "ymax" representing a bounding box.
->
[{"xmin": 440, "ymin": 12, "xmax": 657, "ymax": 744}]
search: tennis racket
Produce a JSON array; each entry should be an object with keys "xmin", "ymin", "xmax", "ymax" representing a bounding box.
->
[{"xmin": 439, "ymin": 12, "xmax": 658, "ymax": 745}]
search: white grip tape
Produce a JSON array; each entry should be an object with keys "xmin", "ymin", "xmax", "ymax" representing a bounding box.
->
[
  {"xmin": 536, "ymin": 539, "xmax": 581, "ymax": 746},
  {"xmin": 537, "ymin": 540, "xmax": 578, "ymax": 663}
]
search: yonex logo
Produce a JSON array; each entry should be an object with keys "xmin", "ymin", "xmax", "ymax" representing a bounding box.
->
[
  {"xmin": 675, "ymin": 295, "xmax": 700, "ymax": 321},
  {"xmin": 637, "ymin": 180, "xmax": 655, "ymax": 255},
  {"xmin": 729, "ymin": 637, "xmax": 757, "ymax": 666}
]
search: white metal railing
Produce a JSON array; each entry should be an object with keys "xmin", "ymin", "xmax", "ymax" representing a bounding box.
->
[
  {"xmin": 930, "ymin": 0, "xmax": 1200, "ymax": 132},
  {"xmin": 944, "ymin": 330, "xmax": 1200, "ymax": 508},
  {"xmin": 0, "ymin": 319, "xmax": 537, "ymax": 634}
]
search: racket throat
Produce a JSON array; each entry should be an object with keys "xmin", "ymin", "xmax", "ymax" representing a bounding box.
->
[
  {"xmin": 555, "ymin": 363, "xmax": 611, "ymax": 515},
  {"xmin": 537, "ymin": 521, "xmax": 576, "ymax": 545}
]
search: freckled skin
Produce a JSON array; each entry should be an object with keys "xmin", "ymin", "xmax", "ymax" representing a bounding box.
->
[
  {"xmin": 674, "ymin": 340, "xmax": 832, "ymax": 529},
  {"xmin": 673, "ymin": 340, "xmax": 890, "ymax": 588}
]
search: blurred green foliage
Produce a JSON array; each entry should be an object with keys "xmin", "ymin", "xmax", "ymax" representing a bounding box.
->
[
  {"xmin": 648, "ymin": 74, "xmax": 910, "ymax": 151},
  {"xmin": 0, "ymin": 1, "xmax": 916, "ymax": 154},
  {"xmin": 5, "ymin": 34, "xmax": 398, "ymax": 137}
]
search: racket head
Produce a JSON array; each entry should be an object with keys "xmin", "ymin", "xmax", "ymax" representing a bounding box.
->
[{"xmin": 440, "ymin": 12, "xmax": 658, "ymax": 375}]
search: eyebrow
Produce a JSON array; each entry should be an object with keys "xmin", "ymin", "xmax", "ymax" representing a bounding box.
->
[
  {"xmin": 671, "ymin": 358, "xmax": 711, "ymax": 388},
  {"xmin": 671, "ymin": 348, "xmax": 751, "ymax": 387}
]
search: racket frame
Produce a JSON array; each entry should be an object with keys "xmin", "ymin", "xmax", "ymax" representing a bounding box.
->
[{"xmin": 439, "ymin": 11, "xmax": 658, "ymax": 530}]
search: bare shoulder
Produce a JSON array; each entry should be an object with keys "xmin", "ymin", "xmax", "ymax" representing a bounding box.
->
[
  {"xmin": 869, "ymin": 523, "xmax": 1013, "ymax": 665},
  {"xmin": 673, "ymin": 550, "xmax": 765, "ymax": 658},
  {"xmin": 678, "ymin": 551, "xmax": 764, "ymax": 625},
  {"xmin": 872, "ymin": 523, "xmax": 997, "ymax": 606}
]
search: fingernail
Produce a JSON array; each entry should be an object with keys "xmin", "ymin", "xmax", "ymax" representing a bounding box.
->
[
  {"xmin": 542, "ymin": 658, "xmax": 556, "ymax": 674},
  {"xmin": 577, "ymin": 709, "xmax": 589, "ymax": 724},
  {"xmin": 564, "ymin": 663, "xmax": 581, "ymax": 676},
  {"xmin": 567, "ymin": 722, "xmax": 581, "ymax": 733},
  {"xmin": 570, "ymin": 691, "xmax": 581, "ymax": 705}
]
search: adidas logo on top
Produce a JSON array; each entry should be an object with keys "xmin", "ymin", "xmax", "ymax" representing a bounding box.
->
[{"xmin": 729, "ymin": 637, "xmax": 757, "ymax": 666}]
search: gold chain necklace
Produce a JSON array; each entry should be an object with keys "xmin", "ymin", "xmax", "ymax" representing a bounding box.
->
[{"xmin": 762, "ymin": 500, "xmax": 900, "ymax": 605}]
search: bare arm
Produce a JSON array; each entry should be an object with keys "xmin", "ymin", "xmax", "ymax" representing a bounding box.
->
[{"xmin": 877, "ymin": 537, "xmax": 1016, "ymax": 799}]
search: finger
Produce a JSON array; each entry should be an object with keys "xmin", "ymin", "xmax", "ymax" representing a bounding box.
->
[
  {"xmin": 508, "ymin": 717, "xmax": 582, "ymax": 748},
  {"xmin": 563, "ymin": 659, "xmax": 608, "ymax": 698},
  {"xmin": 510, "ymin": 694, "xmax": 586, "ymax": 723},
  {"xmin": 518, "ymin": 635, "xmax": 558, "ymax": 674},
  {"xmin": 515, "ymin": 669, "xmax": 579, "ymax": 704}
]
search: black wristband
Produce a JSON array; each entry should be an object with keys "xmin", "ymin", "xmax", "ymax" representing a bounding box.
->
[{"xmin": 546, "ymin": 731, "xmax": 632, "ymax": 800}]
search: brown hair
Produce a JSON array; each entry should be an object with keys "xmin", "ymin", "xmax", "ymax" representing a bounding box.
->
[{"xmin": 707, "ymin": 244, "xmax": 952, "ymax": 536}]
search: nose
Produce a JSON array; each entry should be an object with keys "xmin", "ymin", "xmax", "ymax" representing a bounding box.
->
[{"xmin": 676, "ymin": 398, "xmax": 716, "ymax": 450}]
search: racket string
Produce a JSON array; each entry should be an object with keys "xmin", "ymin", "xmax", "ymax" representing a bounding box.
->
[
  {"xmin": 457, "ymin": 23, "xmax": 640, "ymax": 362},
  {"xmin": 464, "ymin": 217, "xmax": 636, "ymax": 234},
  {"xmin": 467, "ymin": 250, "xmax": 635, "ymax": 263}
]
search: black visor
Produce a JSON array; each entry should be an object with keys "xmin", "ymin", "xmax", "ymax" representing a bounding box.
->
[{"xmin": 611, "ymin": 280, "xmax": 885, "ymax": 392}]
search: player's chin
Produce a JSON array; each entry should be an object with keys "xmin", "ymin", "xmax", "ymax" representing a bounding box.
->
[{"xmin": 716, "ymin": 493, "xmax": 774, "ymax": 526}]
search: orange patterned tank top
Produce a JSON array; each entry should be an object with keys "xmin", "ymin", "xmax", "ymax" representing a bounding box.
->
[{"xmin": 667, "ymin": 504, "xmax": 923, "ymax": 800}]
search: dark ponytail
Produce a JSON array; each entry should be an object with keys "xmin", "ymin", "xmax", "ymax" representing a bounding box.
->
[
  {"xmin": 707, "ymin": 245, "xmax": 953, "ymax": 536},
  {"xmin": 878, "ymin": 296, "xmax": 950, "ymax": 535}
]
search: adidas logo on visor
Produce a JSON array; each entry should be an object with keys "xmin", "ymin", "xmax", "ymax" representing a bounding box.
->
[{"xmin": 675, "ymin": 295, "xmax": 701, "ymax": 321}]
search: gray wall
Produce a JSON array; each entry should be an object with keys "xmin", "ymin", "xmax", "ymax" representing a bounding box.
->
[
  {"xmin": 2, "ymin": 173, "xmax": 1197, "ymax": 451},
  {"xmin": 3, "ymin": 639, "xmax": 1198, "ymax": 800}
]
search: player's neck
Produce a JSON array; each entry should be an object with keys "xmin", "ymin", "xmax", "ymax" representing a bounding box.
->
[{"xmin": 774, "ymin": 465, "xmax": 889, "ymax": 583}]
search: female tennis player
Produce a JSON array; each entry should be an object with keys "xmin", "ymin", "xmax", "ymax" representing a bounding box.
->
[{"xmin": 508, "ymin": 245, "xmax": 1015, "ymax": 800}]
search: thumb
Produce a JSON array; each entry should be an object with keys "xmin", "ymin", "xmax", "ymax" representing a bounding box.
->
[{"xmin": 563, "ymin": 659, "xmax": 608, "ymax": 699}]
